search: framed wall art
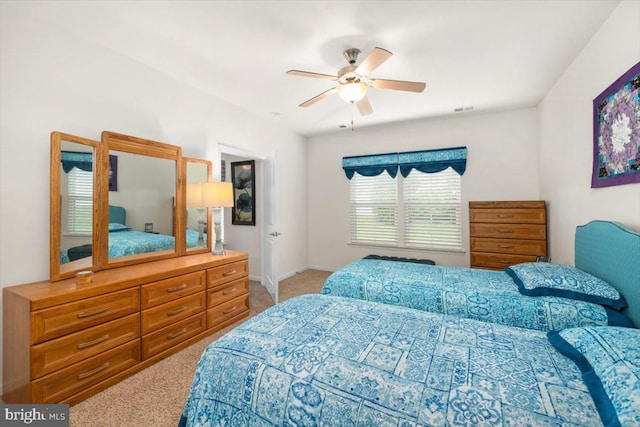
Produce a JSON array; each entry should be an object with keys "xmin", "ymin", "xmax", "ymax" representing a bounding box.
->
[
  {"xmin": 231, "ymin": 160, "xmax": 255, "ymax": 225},
  {"xmin": 108, "ymin": 154, "xmax": 118, "ymax": 191},
  {"xmin": 591, "ymin": 61, "xmax": 640, "ymax": 188}
]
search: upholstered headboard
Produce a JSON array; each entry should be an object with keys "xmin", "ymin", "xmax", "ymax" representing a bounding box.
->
[
  {"xmin": 575, "ymin": 220, "xmax": 640, "ymax": 327},
  {"xmin": 108, "ymin": 205, "xmax": 126, "ymax": 225}
]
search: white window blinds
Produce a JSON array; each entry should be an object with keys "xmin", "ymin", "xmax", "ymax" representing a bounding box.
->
[
  {"xmin": 403, "ymin": 168, "xmax": 462, "ymax": 250},
  {"xmin": 67, "ymin": 168, "xmax": 93, "ymax": 234},
  {"xmin": 349, "ymin": 168, "xmax": 462, "ymax": 251},
  {"xmin": 349, "ymin": 172, "xmax": 398, "ymax": 245}
]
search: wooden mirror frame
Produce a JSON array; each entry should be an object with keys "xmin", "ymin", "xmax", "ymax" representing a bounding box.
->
[
  {"xmin": 50, "ymin": 131, "xmax": 215, "ymax": 281},
  {"xmin": 98, "ymin": 131, "xmax": 183, "ymax": 270},
  {"xmin": 184, "ymin": 157, "xmax": 213, "ymax": 255},
  {"xmin": 50, "ymin": 132, "xmax": 100, "ymax": 281}
]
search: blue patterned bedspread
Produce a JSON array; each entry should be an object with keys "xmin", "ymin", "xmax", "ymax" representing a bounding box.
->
[
  {"xmin": 321, "ymin": 259, "xmax": 625, "ymax": 332},
  {"xmin": 179, "ymin": 294, "xmax": 602, "ymax": 426},
  {"xmin": 108, "ymin": 230, "xmax": 175, "ymax": 258}
]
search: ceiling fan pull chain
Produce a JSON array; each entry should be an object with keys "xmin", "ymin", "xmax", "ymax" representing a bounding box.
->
[{"xmin": 351, "ymin": 103, "xmax": 356, "ymax": 131}]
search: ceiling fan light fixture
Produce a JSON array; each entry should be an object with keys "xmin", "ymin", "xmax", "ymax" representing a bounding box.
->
[{"xmin": 337, "ymin": 82, "xmax": 367, "ymax": 103}]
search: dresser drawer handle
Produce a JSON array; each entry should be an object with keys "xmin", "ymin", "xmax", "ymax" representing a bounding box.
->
[
  {"xmin": 222, "ymin": 270, "xmax": 237, "ymax": 277},
  {"xmin": 167, "ymin": 328, "xmax": 187, "ymax": 340},
  {"xmin": 499, "ymin": 244, "xmax": 515, "ymax": 248},
  {"xmin": 77, "ymin": 334, "xmax": 110, "ymax": 350},
  {"xmin": 166, "ymin": 306, "xmax": 187, "ymax": 317},
  {"xmin": 77, "ymin": 306, "xmax": 110, "ymax": 318},
  {"xmin": 222, "ymin": 306, "xmax": 238, "ymax": 315},
  {"xmin": 499, "ymin": 259, "xmax": 510, "ymax": 264},
  {"xmin": 497, "ymin": 229, "xmax": 514, "ymax": 234},
  {"xmin": 77, "ymin": 362, "xmax": 110, "ymax": 380},
  {"xmin": 222, "ymin": 288, "xmax": 237, "ymax": 295},
  {"xmin": 166, "ymin": 283, "xmax": 188, "ymax": 293},
  {"xmin": 497, "ymin": 214, "xmax": 514, "ymax": 218}
]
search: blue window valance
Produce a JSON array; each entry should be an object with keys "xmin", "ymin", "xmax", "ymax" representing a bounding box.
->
[
  {"xmin": 342, "ymin": 146, "xmax": 467, "ymax": 179},
  {"xmin": 398, "ymin": 146, "xmax": 467, "ymax": 177},
  {"xmin": 342, "ymin": 152, "xmax": 399, "ymax": 179},
  {"xmin": 61, "ymin": 150, "xmax": 93, "ymax": 173}
]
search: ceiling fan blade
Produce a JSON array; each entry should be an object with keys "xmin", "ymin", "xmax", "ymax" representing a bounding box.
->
[
  {"xmin": 356, "ymin": 95, "xmax": 373, "ymax": 116},
  {"xmin": 372, "ymin": 78, "xmax": 426, "ymax": 93},
  {"xmin": 299, "ymin": 87, "xmax": 337, "ymax": 107},
  {"xmin": 355, "ymin": 47, "xmax": 392, "ymax": 75},
  {"xmin": 287, "ymin": 70, "xmax": 337, "ymax": 80}
]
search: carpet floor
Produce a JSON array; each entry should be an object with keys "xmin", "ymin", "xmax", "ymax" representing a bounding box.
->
[{"xmin": 69, "ymin": 269, "xmax": 331, "ymax": 427}]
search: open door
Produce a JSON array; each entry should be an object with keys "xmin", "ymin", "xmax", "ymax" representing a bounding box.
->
[{"xmin": 262, "ymin": 154, "xmax": 279, "ymax": 303}]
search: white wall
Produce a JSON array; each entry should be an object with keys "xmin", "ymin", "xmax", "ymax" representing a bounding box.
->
[
  {"xmin": 307, "ymin": 108, "xmax": 540, "ymax": 270},
  {"xmin": 0, "ymin": 3, "xmax": 308, "ymax": 378},
  {"xmin": 539, "ymin": 0, "xmax": 640, "ymax": 265}
]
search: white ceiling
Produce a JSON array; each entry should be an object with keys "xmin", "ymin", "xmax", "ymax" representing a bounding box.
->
[{"xmin": 13, "ymin": 0, "xmax": 619, "ymax": 136}]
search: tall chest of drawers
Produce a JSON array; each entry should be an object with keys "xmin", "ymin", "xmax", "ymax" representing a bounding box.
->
[
  {"xmin": 469, "ymin": 201, "xmax": 547, "ymax": 270},
  {"xmin": 3, "ymin": 251, "xmax": 249, "ymax": 404}
]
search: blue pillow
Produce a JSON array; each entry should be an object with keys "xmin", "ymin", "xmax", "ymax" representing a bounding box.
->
[
  {"xmin": 548, "ymin": 327, "xmax": 640, "ymax": 427},
  {"xmin": 108, "ymin": 223, "xmax": 131, "ymax": 232},
  {"xmin": 506, "ymin": 262, "xmax": 627, "ymax": 309}
]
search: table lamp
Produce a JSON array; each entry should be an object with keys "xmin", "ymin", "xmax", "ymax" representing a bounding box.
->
[{"xmin": 201, "ymin": 181, "xmax": 234, "ymax": 255}]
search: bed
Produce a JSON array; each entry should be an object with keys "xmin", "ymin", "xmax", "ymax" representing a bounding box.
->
[
  {"xmin": 320, "ymin": 221, "xmax": 639, "ymax": 331},
  {"xmin": 107, "ymin": 205, "xmax": 175, "ymax": 257},
  {"xmin": 179, "ymin": 294, "xmax": 639, "ymax": 427}
]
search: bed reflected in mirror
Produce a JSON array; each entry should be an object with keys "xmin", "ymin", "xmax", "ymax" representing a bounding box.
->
[{"xmin": 106, "ymin": 149, "xmax": 177, "ymax": 261}]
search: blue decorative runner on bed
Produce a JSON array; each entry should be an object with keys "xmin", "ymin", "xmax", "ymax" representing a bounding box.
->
[
  {"xmin": 179, "ymin": 294, "xmax": 602, "ymax": 426},
  {"xmin": 321, "ymin": 259, "xmax": 630, "ymax": 332}
]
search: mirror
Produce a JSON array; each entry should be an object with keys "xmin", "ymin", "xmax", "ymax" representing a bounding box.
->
[
  {"xmin": 99, "ymin": 131, "xmax": 182, "ymax": 269},
  {"xmin": 50, "ymin": 132, "xmax": 99, "ymax": 281},
  {"xmin": 185, "ymin": 158, "xmax": 212, "ymax": 253}
]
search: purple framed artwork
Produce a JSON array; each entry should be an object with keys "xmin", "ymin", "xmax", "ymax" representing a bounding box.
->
[{"xmin": 591, "ymin": 61, "xmax": 640, "ymax": 188}]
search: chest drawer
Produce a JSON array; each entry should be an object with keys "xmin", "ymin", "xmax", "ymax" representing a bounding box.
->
[
  {"xmin": 470, "ymin": 238, "xmax": 547, "ymax": 256},
  {"xmin": 141, "ymin": 292, "xmax": 206, "ymax": 334},
  {"xmin": 32, "ymin": 340, "xmax": 139, "ymax": 403},
  {"xmin": 142, "ymin": 313, "xmax": 206, "ymax": 360},
  {"xmin": 207, "ymin": 277, "xmax": 248, "ymax": 307},
  {"xmin": 31, "ymin": 313, "xmax": 139, "ymax": 379},
  {"xmin": 207, "ymin": 294, "xmax": 249, "ymax": 329},
  {"xmin": 469, "ymin": 208, "xmax": 546, "ymax": 224},
  {"xmin": 470, "ymin": 252, "xmax": 537, "ymax": 270},
  {"xmin": 31, "ymin": 288, "xmax": 140, "ymax": 344},
  {"xmin": 141, "ymin": 271, "xmax": 205, "ymax": 309},
  {"xmin": 207, "ymin": 260, "xmax": 248, "ymax": 288},
  {"xmin": 470, "ymin": 223, "xmax": 546, "ymax": 240}
]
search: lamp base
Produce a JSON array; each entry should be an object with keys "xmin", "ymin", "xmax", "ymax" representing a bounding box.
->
[{"xmin": 211, "ymin": 207, "xmax": 225, "ymax": 255}]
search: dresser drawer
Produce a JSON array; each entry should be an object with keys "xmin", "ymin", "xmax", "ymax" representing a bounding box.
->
[
  {"xmin": 31, "ymin": 313, "xmax": 139, "ymax": 379},
  {"xmin": 470, "ymin": 252, "xmax": 537, "ymax": 270},
  {"xmin": 207, "ymin": 277, "xmax": 248, "ymax": 307},
  {"xmin": 469, "ymin": 208, "xmax": 546, "ymax": 224},
  {"xmin": 141, "ymin": 292, "xmax": 206, "ymax": 334},
  {"xmin": 470, "ymin": 238, "xmax": 547, "ymax": 256},
  {"xmin": 470, "ymin": 223, "xmax": 546, "ymax": 240},
  {"xmin": 32, "ymin": 340, "xmax": 139, "ymax": 403},
  {"xmin": 207, "ymin": 294, "xmax": 249, "ymax": 329},
  {"xmin": 31, "ymin": 288, "xmax": 140, "ymax": 344},
  {"xmin": 207, "ymin": 260, "xmax": 248, "ymax": 288},
  {"xmin": 142, "ymin": 313, "xmax": 206, "ymax": 359},
  {"xmin": 141, "ymin": 271, "xmax": 205, "ymax": 309}
]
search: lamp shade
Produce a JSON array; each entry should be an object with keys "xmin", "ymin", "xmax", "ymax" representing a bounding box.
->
[
  {"xmin": 201, "ymin": 182, "xmax": 234, "ymax": 208},
  {"xmin": 186, "ymin": 182, "xmax": 205, "ymax": 208},
  {"xmin": 337, "ymin": 82, "xmax": 367, "ymax": 103}
]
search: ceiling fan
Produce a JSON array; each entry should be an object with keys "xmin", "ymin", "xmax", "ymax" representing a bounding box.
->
[{"xmin": 287, "ymin": 47, "xmax": 426, "ymax": 116}]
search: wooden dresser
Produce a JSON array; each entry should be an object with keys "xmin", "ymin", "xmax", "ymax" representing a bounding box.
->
[
  {"xmin": 469, "ymin": 201, "xmax": 547, "ymax": 270},
  {"xmin": 3, "ymin": 251, "xmax": 249, "ymax": 405}
]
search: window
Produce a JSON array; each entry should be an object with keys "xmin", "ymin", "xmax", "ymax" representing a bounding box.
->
[
  {"xmin": 67, "ymin": 168, "xmax": 93, "ymax": 234},
  {"xmin": 350, "ymin": 167, "xmax": 462, "ymax": 251}
]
